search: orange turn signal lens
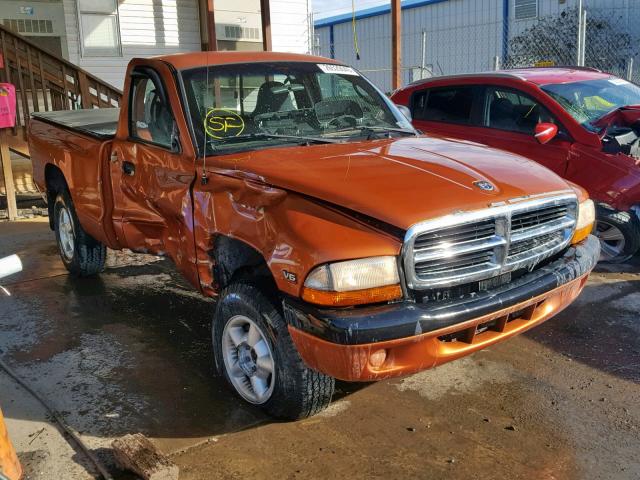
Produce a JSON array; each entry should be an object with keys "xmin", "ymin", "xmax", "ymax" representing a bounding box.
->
[
  {"xmin": 301, "ymin": 284, "xmax": 402, "ymax": 307},
  {"xmin": 571, "ymin": 199, "xmax": 595, "ymax": 245},
  {"xmin": 571, "ymin": 224, "xmax": 594, "ymax": 245}
]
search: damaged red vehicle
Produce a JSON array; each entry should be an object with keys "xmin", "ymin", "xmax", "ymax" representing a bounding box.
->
[
  {"xmin": 391, "ymin": 68, "xmax": 640, "ymax": 262},
  {"xmin": 30, "ymin": 53, "xmax": 599, "ymax": 419}
]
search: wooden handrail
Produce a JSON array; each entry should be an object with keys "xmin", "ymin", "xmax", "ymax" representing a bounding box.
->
[
  {"xmin": 0, "ymin": 24, "xmax": 123, "ymax": 220},
  {"xmin": 0, "ymin": 24, "xmax": 122, "ymax": 124}
]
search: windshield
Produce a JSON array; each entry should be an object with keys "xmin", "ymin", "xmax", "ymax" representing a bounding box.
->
[
  {"xmin": 541, "ymin": 78, "xmax": 640, "ymax": 131},
  {"xmin": 180, "ymin": 61, "xmax": 414, "ymax": 155}
]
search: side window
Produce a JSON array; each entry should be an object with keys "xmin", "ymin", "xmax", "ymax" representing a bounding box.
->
[
  {"xmin": 418, "ymin": 87, "xmax": 477, "ymax": 125},
  {"xmin": 411, "ymin": 91, "xmax": 428, "ymax": 120},
  {"xmin": 130, "ymin": 72, "xmax": 175, "ymax": 148},
  {"xmin": 486, "ymin": 88, "xmax": 557, "ymax": 134}
]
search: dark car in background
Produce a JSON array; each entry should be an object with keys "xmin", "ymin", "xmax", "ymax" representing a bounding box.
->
[{"xmin": 392, "ymin": 67, "xmax": 640, "ymax": 262}]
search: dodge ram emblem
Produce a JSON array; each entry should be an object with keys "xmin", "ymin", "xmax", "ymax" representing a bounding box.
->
[{"xmin": 474, "ymin": 180, "xmax": 495, "ymax": 191}]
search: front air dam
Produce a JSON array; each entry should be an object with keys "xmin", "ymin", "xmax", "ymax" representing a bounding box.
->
[
  {"xmin": 286, "ymin": 235, "xmax": 599, "ymax": 382},
  {"xmin": 289, "ymin": 274, "xmax": 587, "ymax": 381},
  {"xmin": 289, "ymin": 275, "xmax": 587, "ymax": 382}
]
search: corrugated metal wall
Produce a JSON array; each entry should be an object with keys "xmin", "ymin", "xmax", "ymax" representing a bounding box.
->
[
  {"xmin": 315, "ymin": 0, "xmax": 640, "ymax": 92},
  {"xmin": 318, "ymin": 0, "xmax": 505, "ymax": 92}
]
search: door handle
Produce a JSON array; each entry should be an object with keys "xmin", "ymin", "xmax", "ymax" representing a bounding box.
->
[{"xmin": 122, "ymin": 161, "xmax": 136, "ymax": 176}]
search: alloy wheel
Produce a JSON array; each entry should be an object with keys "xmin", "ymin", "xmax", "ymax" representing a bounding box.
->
[
  {"xmin": 222, "ymin": 315, "xmax": 276, "ymax": 404},
  {"xmin": 596, "ymin": 220, "xmax": 626, "ymax": 261},
  {"xmin": 58, "ymin": 206, "xmax": 75, "ymax": 260}
]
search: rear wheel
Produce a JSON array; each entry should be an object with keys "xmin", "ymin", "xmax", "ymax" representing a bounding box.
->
[
  {"xmin": 213, "ymin": 283, "xmax": 335, "ymax": 420},
  {"xmin": 595, "ymin": 204, "xmax": 640, "ymax": 263},
  {"xmin": 53, "ymin": 190, "xmax": 106, "ymax": 276}
]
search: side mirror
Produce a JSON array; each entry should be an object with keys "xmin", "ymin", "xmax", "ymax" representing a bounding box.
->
[
  {"xmin": 534, "ymin": 122, "xmax": 558, "ymax": 144},
  {"xmin": 395, "ymin": 104, "xmax": 412, "ymax": 122}
]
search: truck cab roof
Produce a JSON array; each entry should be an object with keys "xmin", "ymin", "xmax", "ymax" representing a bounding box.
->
[{"xmin": 149, "ymin": 51, "xmax": 342, "ymax": 71}]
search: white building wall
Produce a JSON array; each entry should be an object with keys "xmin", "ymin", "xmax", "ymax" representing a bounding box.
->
[
  {"xmin": 61, "ymin": 0, "xmax": 310, "ymax": 90},
  {"xmin": 63, "ymin": 0, "xmax": 201, "ymax": 90},
  {"xmin": 270, "ymin": 0, "xmax": 311, "ymax": 53},
  {"xmin": 1, "ymin": 1, "xmax": 69, "ymax": 59}
]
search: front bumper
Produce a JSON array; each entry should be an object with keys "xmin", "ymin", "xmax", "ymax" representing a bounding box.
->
[{"xmin": 284, "ymin": 235, "xmax": 600, "ymax": 381}]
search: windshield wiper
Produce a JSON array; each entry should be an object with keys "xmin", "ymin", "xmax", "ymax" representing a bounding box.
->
[
  {"xmin": 209, "ymin": 132, "xmax": 341, "ymax": 146},
  {"xmin": 330, "ymin": 126, "xmax": 418, "ymax": 139}
]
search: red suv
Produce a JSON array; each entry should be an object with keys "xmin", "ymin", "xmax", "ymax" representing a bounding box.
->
[{"xmin": 391, "ymin": 67, "xmax": 640, "ymax": 262}]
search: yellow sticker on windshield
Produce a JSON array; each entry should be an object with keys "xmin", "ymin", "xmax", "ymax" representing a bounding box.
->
[
  {"xmin": 584, "ymin": 95, "xmax": 615, "ymax": 110},
  {"xmin": 204, "ymin": 108, "xmax": 245, "ymax": 139}
]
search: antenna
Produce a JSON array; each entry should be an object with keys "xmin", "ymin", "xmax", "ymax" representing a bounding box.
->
[{"xmin": 201, "ymin": 48, "xmax": 211, "ymax": 185}]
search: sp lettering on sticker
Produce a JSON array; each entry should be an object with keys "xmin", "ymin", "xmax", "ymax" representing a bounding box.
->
[{"xmin": 204, "ymin": 108, "xmax": 245, "ymax": 139}]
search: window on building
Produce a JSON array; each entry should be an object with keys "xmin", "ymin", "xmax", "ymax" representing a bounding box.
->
[
  {"xmin": 78, "ymin": 0, "xmax": 121, "ymax": 57},
  {"xmin": 514, "ymin": 0, "xmax": 538, "ymax": 20},
  {"xmin": 413, "ymin": 87, "xmax": 478, "ymax": 125}
]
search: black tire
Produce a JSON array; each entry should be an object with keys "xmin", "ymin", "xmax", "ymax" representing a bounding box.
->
[
  {"xmin": 212, "ymin": 283, "xmax": 335, "ymax": 420},
  {"xmin": 595, "ymin": 204, "xmax": 640, "ymax": 263},
  {"xmin": 53, "ymin": 189, "xmax": 106, "ymax": 276}
]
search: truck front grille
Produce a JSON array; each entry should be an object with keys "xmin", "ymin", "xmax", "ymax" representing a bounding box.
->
[{"xmin": 403, "ymin": 193, "xmax": 578, "ymax": 290}]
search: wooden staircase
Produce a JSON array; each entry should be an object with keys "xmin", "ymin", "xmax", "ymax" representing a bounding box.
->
[{"xmin": 0, "ymin": 24, "xmax": 122, "ymax": 220}]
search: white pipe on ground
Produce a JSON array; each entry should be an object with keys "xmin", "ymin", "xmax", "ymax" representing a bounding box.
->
[{"xmin": 0, "ymin": 255, "xmax": 22, "ymax": 280}]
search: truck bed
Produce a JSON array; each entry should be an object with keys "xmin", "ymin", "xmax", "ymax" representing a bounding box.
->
[{"xmin": 31, "ymin": 108, "xmax": 119, "ymax": 140}]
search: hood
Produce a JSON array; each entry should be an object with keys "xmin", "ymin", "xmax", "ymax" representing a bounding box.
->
[
  {"xmin": 210, "ymin": 136, "xmax": 573, "ymax": 231},
  {"xmin": 591, "ymin": 105, "xmax": 640, "ymax": 134}
]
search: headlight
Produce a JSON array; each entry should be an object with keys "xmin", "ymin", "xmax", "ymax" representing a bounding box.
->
[
  {"xmin": 302, "ymin": 256, "xmax": 402, "ymax": 307},
  {"xmin": 571, "ymin": 199, "xmax": 595, "ymax": 244}
]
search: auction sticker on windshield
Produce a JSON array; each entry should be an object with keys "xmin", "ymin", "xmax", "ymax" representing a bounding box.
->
[
  {"xmin": 204, "ymin": 108, "xmax": 245, "ymax": 139},
  {"xmin": 608, "ymin": 78, "xmax": 630, "ymax": 86},
  {"xmin": 317, "ymin": 64, "xmax": 359, "ymax": 76}
]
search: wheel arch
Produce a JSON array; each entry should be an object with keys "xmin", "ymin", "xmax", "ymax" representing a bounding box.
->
[
  {"xmin": 212, "ymin": 235, "xmax": 278, "ymax": 296},
  {"xmin": 44, "ymin": 163, "xmax": 68, "ymax": 230}
]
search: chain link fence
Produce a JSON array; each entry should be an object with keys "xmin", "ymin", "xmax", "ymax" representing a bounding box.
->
[
  {"xmin": 504, "ymin": 5, "xmax": 640, "ymax": 83},
  {"xmin": 313, "ymin": 0, "xmax": 640, "ymax": 92}
]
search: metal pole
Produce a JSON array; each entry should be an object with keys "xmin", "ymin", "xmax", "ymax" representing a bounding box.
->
[
  {"xmin": 493, "ymin": 56, "xmax": 501, "ymax": 71},
  {"xmin": 391, "ymin": 0, "xmax": 402, "ymax": 89},
  {"xmin": 580, "ymin": 9, "xmax": 587, "ymax": 66},
  {"xmin": 627, "ymin": 57, "xmax": 634, "ymax": 81},
  {"xmin": 205, "ymin": 0, "xmax": 217, "ymax": 51},
  {"xmin": 261, "ymin": 0, "xmax": 272, "ymax": 51},
  {"xmin": 420, "ymin": 31, "xmax": 426, "ymax": 78},
  {"xmin": 576, "ymin": 0, "xmax": 583, "ymax": 66}
]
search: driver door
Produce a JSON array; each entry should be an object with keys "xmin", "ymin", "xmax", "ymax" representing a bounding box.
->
[
  {"xmin": 474, "ymin": 87, "xmax": 572, "ymax": 176},
  {"xmin": 109, "ymin": 64, "xmax": 197, "ymax": 281}
]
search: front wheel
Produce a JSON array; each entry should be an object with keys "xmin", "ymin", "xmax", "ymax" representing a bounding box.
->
[
  {"xmin": 213, "ymin": 283, "xmax": 335, "ymax": 420},
  {"xmin": 53, "ymin": 190, "xmax": 106, "ymax": 276},
  {"xmin": 595, "ymin": 204, "xmax": 640, "ymax": 263}
]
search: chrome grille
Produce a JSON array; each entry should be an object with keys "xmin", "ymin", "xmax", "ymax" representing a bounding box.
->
[
  {"xmin": 511, "ymin": 204, "xmax": 570, "ymax": 232},
  {"xmin": 413, "ymin": 219, "xmax": 496, "ymax": 250},
  {"xmin": 403, "ymin": 193, "xmax": 578, "ymax": 290}
]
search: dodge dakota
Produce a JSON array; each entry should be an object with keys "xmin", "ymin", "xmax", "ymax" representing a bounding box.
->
[{"xmin": 30, "ymin": 52, "xmax": 599, "ymax": 419}]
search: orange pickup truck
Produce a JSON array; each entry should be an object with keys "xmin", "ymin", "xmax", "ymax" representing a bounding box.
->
[{"xmin": 30, "ymin": 52, "xmax": 599, "ymax": 419}]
